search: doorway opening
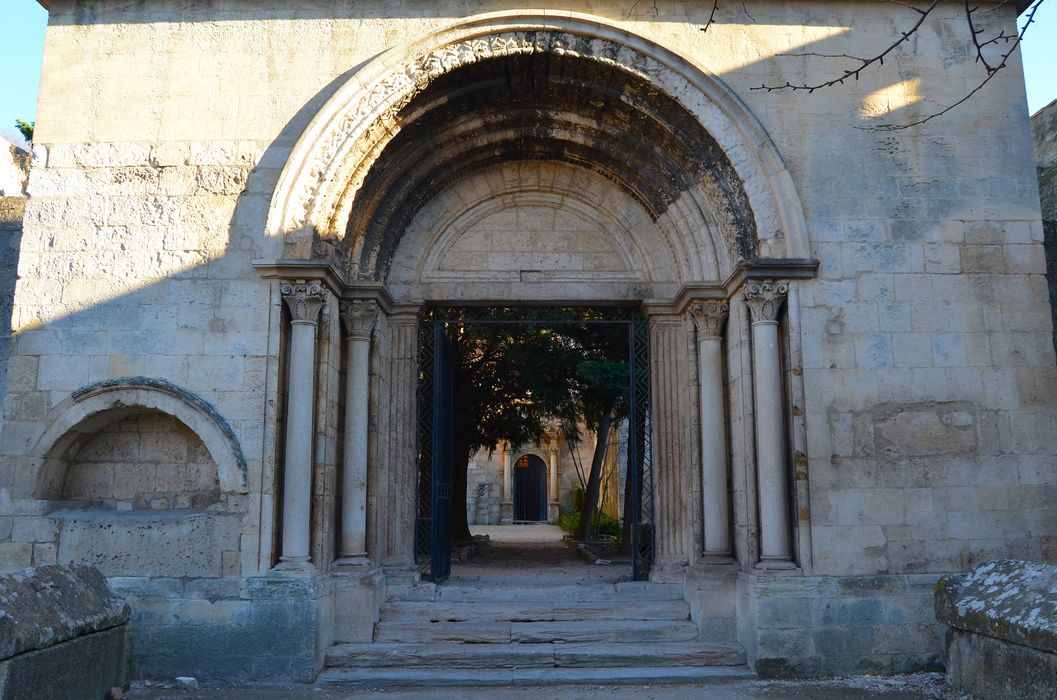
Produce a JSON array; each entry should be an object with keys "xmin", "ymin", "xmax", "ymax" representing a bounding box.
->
[
  {"xmin": 513, "ymin": 454, "xmax": 547, "ymax": 522},
  {"xmin": 415, "ymin": 306, "xmax": 654, "ymax": 584}
]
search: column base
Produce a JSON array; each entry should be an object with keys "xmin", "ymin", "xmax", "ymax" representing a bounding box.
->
[
  {"xmin": 547, "ymin": 502, "xmax": 559, "ymax": 523},
  {"xmin": 331, "ymin": 554, "xmax": 373, "ymax": 571},
  {"xmin": 272, "ymin": 558, "xmax": 316, "ymax": 575},
  {"xmin": 702, "ymin": 551, "xmax": 738, "ymax": 567},
  {"xmin": 755, "ymin": 558, "xmax": 799, "ymax": 572}
]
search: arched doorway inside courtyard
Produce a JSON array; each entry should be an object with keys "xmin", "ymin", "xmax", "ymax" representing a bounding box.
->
[{"xmin": 513, "ymin": 454, "xmax": 546, "ymax": 523}]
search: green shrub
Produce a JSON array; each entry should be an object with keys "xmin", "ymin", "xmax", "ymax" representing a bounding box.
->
[{"xmin": 556, "ymin": 510, "xmax": 622, "ymax": 544}]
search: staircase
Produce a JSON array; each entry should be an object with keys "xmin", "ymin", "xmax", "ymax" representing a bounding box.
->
[{"xmin": 320, "ymin": 581, "xmax": 749, "ymax": 686}]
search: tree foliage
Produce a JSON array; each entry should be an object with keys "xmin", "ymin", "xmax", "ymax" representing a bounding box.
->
[
  {"xmin": 14, "ymin": 120, "xmax": 33, "ymax": 143},
  {"xmin": 442, "ymin": 311, "xmax": 631, "ymax": 544}
]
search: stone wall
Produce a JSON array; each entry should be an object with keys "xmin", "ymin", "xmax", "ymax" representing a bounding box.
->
[{"xmin": 62, "ymin": 411, "xmax": 219, "ymax": 510}]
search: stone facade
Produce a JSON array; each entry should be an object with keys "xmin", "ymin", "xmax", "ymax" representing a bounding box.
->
[{"xmin": 0, "ymin": 0, "xmax": 1053, "ymax": 681}]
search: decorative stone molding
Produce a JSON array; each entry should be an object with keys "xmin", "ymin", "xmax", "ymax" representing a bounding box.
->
[
  {"xmin": 743, "ymin": 280, "xmax": 789, "ymax": 323},
  {"xmin": 266, "ymin": 12, "xmax": 811, "ymax": 269},
  {"xmin": 341, "ymin": 300, "xmax": 379, "ymax": 341},
  {"xmin": 688, "ymin": 301, "xmax": 729, "ymax": 339},
  {"xmin": 281, "ymin": 280, "xmax": 327, "ymax": 323}
]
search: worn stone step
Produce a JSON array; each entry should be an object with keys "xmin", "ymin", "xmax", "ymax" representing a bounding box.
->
[
  {"xmin": 554, "ymin": 641, "xmax": 747, "ymax": 668},
  {"xmin": 325, "ymin": 642, "xmax": 555, "ymax": 669},
  {"xmin": 374, "ymin": 621, "xmax": 513, "ymax": 643},
  {"xmin": 387, "ymin": 582, "xmax": 684, "ymax": 603},
  {"xmin": 318, "ymin": 665, "xmax": 753, "ymax": 686},
  {"xmin": 379, "ymin": 599, "xmax": 691, "ymax": 623},
  {"xmin": 325, "ymin": 641, "xmax": 745, "ymax": 670},
  {"xmin": 512, "ymin": 619, "xmax": 700, "ymax": 644},
  {"xmin": 374, "ymin": 618, "xmax": 699, "ymax": 644}
]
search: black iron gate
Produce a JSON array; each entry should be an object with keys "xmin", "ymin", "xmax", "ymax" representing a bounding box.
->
[{"xmin": 415, "ymin": 306, "xmax": 654, "ymax": 582}]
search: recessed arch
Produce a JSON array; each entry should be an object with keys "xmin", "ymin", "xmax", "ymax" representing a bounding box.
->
[
  {"xmin": 26, "ymin": 377, "xmax": 247, "ymax": 500},
  {"xmin": 266, "ymin": 11, "xmax": 809, "ymax": 285}
]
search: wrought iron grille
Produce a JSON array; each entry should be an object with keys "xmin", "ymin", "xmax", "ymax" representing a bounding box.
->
[{"xmin": 414, "ymin": 305, "xmax": 655, "ymax": 581}]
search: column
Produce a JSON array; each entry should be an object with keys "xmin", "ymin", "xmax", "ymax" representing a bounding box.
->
[
  {"xmin": 744, "ymin": 280, "xmax": 795, "ymax": 568},
  {"xmin": 336, "ymin": 300, "xmax": 379, "ymax": 566},
  {"xmin": 278, "ymin": 280, "xmax": 327, "ymax": 569},
  {"xmin": 547, "ymin": 436, "xmax": 560, "ymax": 522},
  {"xmin": 648, "ymin": 313, "xmax": 694, "ymax": 578},
  {"xmin": 500, "ymin": 440, "xmax": 513, "ymax": 524},
  {"xmin": 689, "ymin": 300, "xmax": 733, "ymax": 564},
  {"xmin": 379, "ymin": 309, "xmax": 419, "ymax": 571}
]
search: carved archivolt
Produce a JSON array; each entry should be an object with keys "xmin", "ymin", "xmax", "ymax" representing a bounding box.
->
[{"xmin": 266, "ymin": 12, "xmax": 809, "ymax": 267}]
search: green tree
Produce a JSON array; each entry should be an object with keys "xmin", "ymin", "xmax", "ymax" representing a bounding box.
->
[{"xmin": 14, "ymin": 120, "xmax": 33, "ymax": 143}]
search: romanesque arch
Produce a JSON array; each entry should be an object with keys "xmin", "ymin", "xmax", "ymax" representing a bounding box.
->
[
  {"xmin": 28, "ymin": 377, "xmax": 247, "ymax": 500},
  {"xmin": 266, "ymin": 10, "xmax": 810, "ymax": 287}
]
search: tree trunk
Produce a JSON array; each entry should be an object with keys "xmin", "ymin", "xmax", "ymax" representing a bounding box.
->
[
  {"xmin": 621, "ymin": 403, "xmax": 646, "ymax": 554},
  {"xmin": 576, "ymin": 412, "xmax": 614, "ymax": 541}
]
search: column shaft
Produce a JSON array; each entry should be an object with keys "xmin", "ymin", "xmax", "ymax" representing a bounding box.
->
[
  {"xmin": 338, "ymin": 301, "xmax": 378, "ymax": 563},
  {"xmin": 690, "ymin": 301, "xmax": 732, "ymax": 563},
  {"xmin": 279, "ymin": 281, "xmax": 326, "ymax": 566},
  {"xmin": 381, "ymin": 311, "xmax": 419, "ymax": 569},
  {"xmin": 548, "ymin": 441, "xmax": 559, "ymax": 503},
  {"xmin": 745, "ymin": 281, "xmax": 794, "ymax": 567}
]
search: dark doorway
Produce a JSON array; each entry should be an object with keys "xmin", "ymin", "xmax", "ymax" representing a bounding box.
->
[{"xmin": 514, "ymin": 454, "xmax": 547, "ymax": 522}]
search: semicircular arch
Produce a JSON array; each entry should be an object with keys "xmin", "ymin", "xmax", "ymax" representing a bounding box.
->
[
  {"xmin": 266, "ymin": 10, "xmax": 809, "ymax": 281},
  {"xmin": 27, "ymin": 378, "xmax": 248, "ymax": 500}
]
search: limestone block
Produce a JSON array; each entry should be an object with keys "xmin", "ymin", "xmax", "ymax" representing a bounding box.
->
[
  {"xmin": 55, "ymin": 512, "xmax": 239, "ymax": 578},
  {"xmin": 946, "ymin": 627, "xmax": 1057, "ymax": 700}
]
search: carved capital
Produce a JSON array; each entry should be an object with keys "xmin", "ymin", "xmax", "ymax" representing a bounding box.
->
[
  {"xmin": 743, "ymin": 280, "xmax": 789, "ymax": 324},
  {"xmin": 341, "ymin": 300, "xmax": 379, "ymax": 341},
  {"xmin": 281, "ymin": 280, "xmax": 327, "ymax": 324},
  {"xmin": 688, "ymin": 301, "xmax": 729, "ymax": 339}
]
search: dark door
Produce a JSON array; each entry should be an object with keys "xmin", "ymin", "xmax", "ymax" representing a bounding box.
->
[
  {"xmin": 430, "ymin": 320, "xmax": 454, "ymax": 582},
  {"xmin": 514, "ymin": 454, "xmax": 547, "ymax": 522}
]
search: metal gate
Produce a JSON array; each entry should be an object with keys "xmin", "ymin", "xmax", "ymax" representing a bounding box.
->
[{"xmin": 415, "ymin": 307, "xmax": 654, "ymax": 582}]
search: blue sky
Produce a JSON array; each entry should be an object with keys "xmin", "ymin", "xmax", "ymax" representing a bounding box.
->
[{"xmin": 1, "ymin": 0, "xmax": 1055, "ymax": 144}]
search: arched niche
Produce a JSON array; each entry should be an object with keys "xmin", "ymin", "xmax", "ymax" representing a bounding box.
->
[
  {"xmin": 266, "ymin": 11, "xmax": 809, "ymax": 292},
  {"xmin": 27, "ymin": 378, "xmax": 247, "ymax": 501}
]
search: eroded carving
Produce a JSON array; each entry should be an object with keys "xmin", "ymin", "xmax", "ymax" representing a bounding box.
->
[
  {"xmin": 743, "ymin": 280, "xmax": 788, "ymax": 323},
  {"xmin": 688, "ymin": 300, "xmax": 729, "ymax": 338},
  {"xmin": 341, "ymin": 300, "xmax": 380, "ymax": 340}
]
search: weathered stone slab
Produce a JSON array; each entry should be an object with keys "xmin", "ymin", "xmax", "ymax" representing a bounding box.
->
[
  {"xmin": 324, "ymin": 642, "xmax": 555, "ymax": 668},
  {"xmin": 55, "ymin": 511, "xmax": 238, "ymax": 578},
  {"xmin": 0, "ymin": 564, "xmax": 129, "ymax": 659},
  {"xmin": 935, "ymin": 560, "xmax": 1057, "ymax": 653},
  {"xmin": 947, "ymin": 627, "xmax": 1057, "ymax": 700},
  {"xmin": 511, "ymin": 619, "xmax": 699, "ymax": 644},
  {"xmin": 373, "ymin": 620, "xmax": 512, "ymax": 643},
  {"xmin": 0, "ymin": 625, "xmax": 130, "ymax": 700},
  {"xmin": 554, "ymin": 641, "xmax": 746, "ymax": 668}
]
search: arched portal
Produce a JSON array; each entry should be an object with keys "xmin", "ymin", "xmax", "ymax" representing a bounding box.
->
[
  {"xmin": 261, "ymin": 11, "xmax": 815, "ymax": 585},
  {"xmin": 513, "ymin": 454, "xmax": 547, "ymax": 523}
]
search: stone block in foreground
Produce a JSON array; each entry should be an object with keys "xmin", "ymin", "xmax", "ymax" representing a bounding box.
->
[
  {"xmin": 936, "ymin": 560, "xmax": 1057, "ymax": 699},
  {"xmin": 0, "ymin": 564, "xmax": 131, "ymax": 700}
]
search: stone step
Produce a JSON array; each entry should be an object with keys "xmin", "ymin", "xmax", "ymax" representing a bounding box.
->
[
  {"xmin": 379, "ymin": 599, "xmax": 691, "ymax": 623},
  {"xmin": 372, "ymin": 619, "xmax": 700, "ymax": 644},
  {"xmin": 386, "ymin": 581, "xmax": 684, "ymax": 603},
  {"xmin": 325, "ymin": 641, "xmax": 745, "ymax": 669},
  {"xmin": 317, "ymin": 665, "xmax": 753, "ymax": 687}
]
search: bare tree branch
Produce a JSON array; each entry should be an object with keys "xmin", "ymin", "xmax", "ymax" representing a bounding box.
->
[
  {"xmin": 752, "ymin": 0, "xmax": 942, "ymax": 93},
  {"xmin": 699, "ymin": 1, "xmax": 720, "ymax": 34},
  {"xmin": 866, "ymin": 0, "xmax": 1045, "ymax": 131}
]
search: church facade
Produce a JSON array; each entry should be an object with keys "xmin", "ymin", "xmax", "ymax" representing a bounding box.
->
[{"xmin": 1, "ymin": 0, "xmax": 1053, "ymax": 681}]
